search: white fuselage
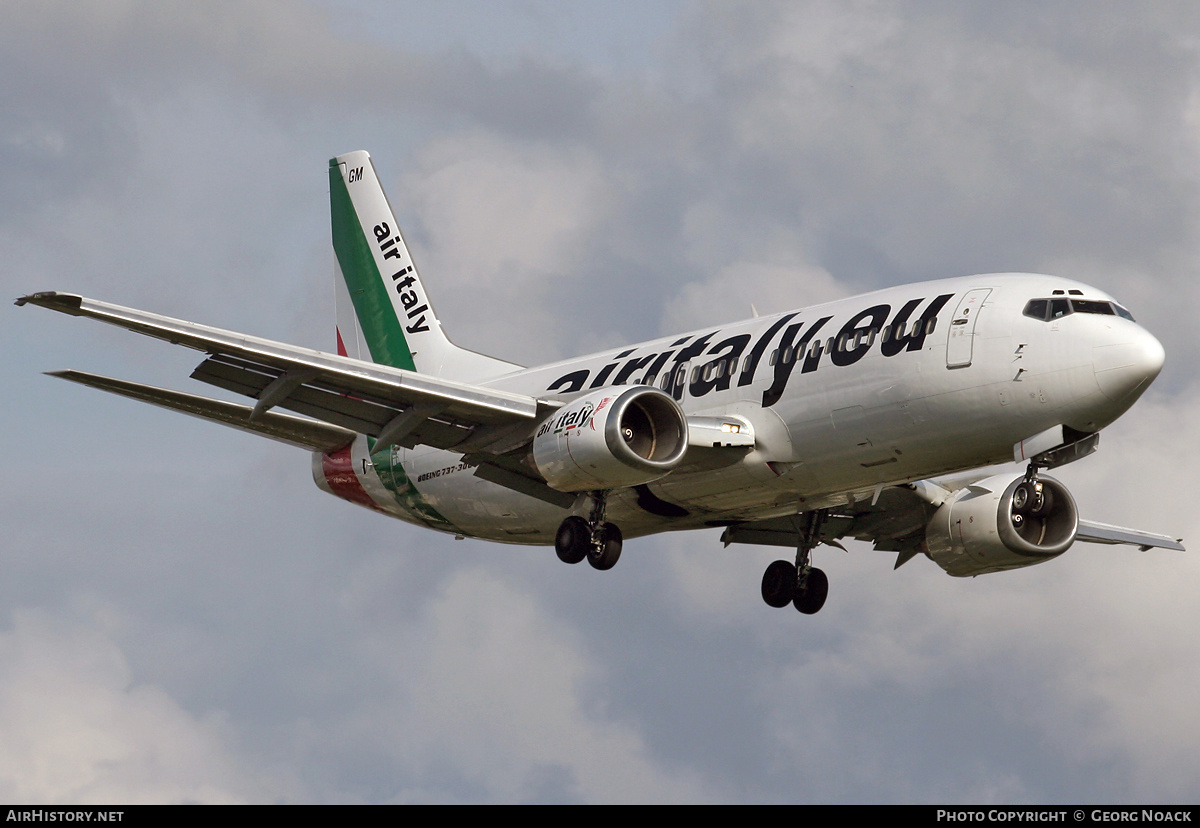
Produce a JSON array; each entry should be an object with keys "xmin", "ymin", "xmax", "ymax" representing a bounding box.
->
[{"xmin": 318, "ymin": 273, "xmax": 1163, "ymax": 544}]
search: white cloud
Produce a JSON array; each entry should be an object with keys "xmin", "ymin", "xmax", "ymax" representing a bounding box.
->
[
  {"xmin": 350, "ymin": 567, "xmax": 713, "ymax": 803},
  {"xmin": 395, "ymin": 132, "xmax": 616, "ymax": 362},
  {"xmin": 0, "ymin": 606, "xmax": 286, "ymax": 804},
  {"xmin": 662, "ymin": 259, "xmax": 847, "ymax": 332},
  {"xmin": 405, "ymin": 132, "xmax": 613, "ymax": 285}
]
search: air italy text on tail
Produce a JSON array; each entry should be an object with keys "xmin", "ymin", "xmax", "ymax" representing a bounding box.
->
[{"xmin": 328, "ymin": 150, "xmax": 519, "ymax": 381}]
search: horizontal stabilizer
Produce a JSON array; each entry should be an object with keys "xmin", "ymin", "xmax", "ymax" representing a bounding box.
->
[{"xmin": 48, "ymin": 370, "xmax": 356, "ymax": 453}]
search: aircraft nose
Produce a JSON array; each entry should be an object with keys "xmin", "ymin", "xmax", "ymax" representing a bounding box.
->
[{"xmin": 1093, "ymin": 324, "xmax": 1165, "ymax": 403}]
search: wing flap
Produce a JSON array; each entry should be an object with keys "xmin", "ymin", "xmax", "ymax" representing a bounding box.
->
[
  {"xmin": 48, "ymin": 370, "xmax": 356, "ymax": 452},
  {"xmin": 189, "ymin": 356, "xmax": 470, "ymax": 447}
]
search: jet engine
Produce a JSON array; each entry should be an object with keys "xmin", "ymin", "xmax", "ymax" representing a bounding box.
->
[
  {"xmin": 533, "ymin": 386, "xmax": 688, "ymax": 492},
  {"xmin": 925, "ymin": 474, "xmax": 1079, "ymax": 576}
]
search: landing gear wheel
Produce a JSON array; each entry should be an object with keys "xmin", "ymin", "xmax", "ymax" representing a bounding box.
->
[
  {"xmin": 1013, "ymin": 481, "xmax": 1032, "ymax": 512},
  {"xmin": 792, "ymin": 567, "xmax": 828, "ymax": 615},
  {"xmin": 587, "ymin": 522, "xmax": 623, "ymax": 571},
  {"xmin": 555, "ymin": 515, "xmax": 590, "ymax": 564},
  {"xmin": 762, "ymin": 560, "xmax": 797, "ymax": 608},
  {"xmin": 1029, "ymin": 486, "xmax": 1053, "ymax": 517},
  {"xmin": 1013, "ymin": 479, "xmax": 1053, "ymax": 518}
]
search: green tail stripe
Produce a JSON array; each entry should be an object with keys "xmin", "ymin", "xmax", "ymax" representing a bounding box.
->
[{"xmin": 329, "ymin": 160, "xmax": 417, "ymax": 371}]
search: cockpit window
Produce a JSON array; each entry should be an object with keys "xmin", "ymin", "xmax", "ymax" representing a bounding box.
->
[
  {"xmin": 1071, "ymin": 299, "xmax": 1115, "ymax": 316},
  {"xmin": 1023, "ymin": 299, "xmax": 1049, "ymax": 320},
  {"xmin": 1023, "ymin": 297, "xmax": 1134, "ymax": 322}
]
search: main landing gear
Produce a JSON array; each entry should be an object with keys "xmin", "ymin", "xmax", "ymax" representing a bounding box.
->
[
  {"xmin": 555, "ymin": 491, "xmax": 623, "ymax": 570},
  {"xmin": 761, "ymin": 510, "xmax": 830, "ymax": 615}
]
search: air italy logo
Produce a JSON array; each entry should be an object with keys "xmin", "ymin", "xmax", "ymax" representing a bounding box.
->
[
  {"xmin": 372, "ymin": 222, "xmax": 431, "ymax": 335},
  {"xmin": 545, "ymin": 293, "xmax": 954, "ymax": 408},
  {"xmin": 536, "ymin": 396, "xmax": 612, "ymax": 438}
]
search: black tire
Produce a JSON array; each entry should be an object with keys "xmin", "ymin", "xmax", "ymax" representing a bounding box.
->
[
  {"xmin": 762, "ymin": 560, "xmax": 797, "ymax": 608},
  {"xmin": 1029, "ymin": 486, "xmax": 1054, "ymax": 517},
  {"xmin": 588, "ymin": 523, "xmax": 623, "ymax": 571},
  {"xmin": 793, "ymin": 567, "xmax": 829, "ymax": 615},
  {"xmin": 1013, "ymin": 481, "xmax": 1032, "ymax": 512},
  {"xmin": 555, "ymin": 516, "xmax": 590, "ymax": 564}
]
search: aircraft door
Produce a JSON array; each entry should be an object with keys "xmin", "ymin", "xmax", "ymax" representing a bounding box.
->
[{"xmin": 946, "ymin": 288, "xmax": 992, "ymax": 369}]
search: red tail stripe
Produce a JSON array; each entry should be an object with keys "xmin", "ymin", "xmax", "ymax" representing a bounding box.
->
[{"xmin": 321, "ymin": 445, "xmax": 385, "ymax": 513}]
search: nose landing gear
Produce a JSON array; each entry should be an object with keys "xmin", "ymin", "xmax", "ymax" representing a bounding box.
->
[
  {"xmin": 760, "ymin": 510, "xmax": 830, "ymax": 615},
  {"xmin": 554, "ymin": 491, "xmax": 623, "ymax": 571}
]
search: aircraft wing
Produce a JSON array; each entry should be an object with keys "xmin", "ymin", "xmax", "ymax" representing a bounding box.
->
[
  {"xmin": 721, "ymin": 485, "xmax": 937, "ymax": 568},
  {"xmin": 1076, "ymin": 520, "xmax": 1185, "ymax": 551},
  {"xmin": 17, "ymin": 292, "xmax": 552, "ymax": 454},
  {"xmin": 721, "ymin": 482, "xmax": 1185, "ymax": 566}
]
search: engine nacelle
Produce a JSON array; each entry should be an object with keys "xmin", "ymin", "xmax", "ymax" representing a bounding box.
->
[
  {"xmin": 533, "ymin": 386, "xmax": 688, "ymax": 492},
  {"xmin": 925, "ymin": 474, "xmax": 1079, "ymax": 577}
]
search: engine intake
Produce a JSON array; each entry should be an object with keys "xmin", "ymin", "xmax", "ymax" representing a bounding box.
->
[
  {"xmin": 925, "ymin": 474, "xmax": 1079, "ymax": 576},
  {"xmin": 533, "ymin": 386, "xmax": 688, "ymax": 491}
]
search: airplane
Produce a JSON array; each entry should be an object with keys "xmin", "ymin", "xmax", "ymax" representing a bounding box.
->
[{"xmin": 17, "ymin": 150, "xmax": 1185, "ymax": 615}]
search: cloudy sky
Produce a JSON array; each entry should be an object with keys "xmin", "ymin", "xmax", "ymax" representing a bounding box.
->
[{"xmin": 3, "ymin": 0, "xmax": 1199, "ymax": 804}]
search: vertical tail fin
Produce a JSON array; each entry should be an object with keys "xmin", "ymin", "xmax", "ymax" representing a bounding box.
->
[
  {"xmin": 329, "ymin": 151, "xmax": 520, "ymax": 380},
  {"xmin": 330, "ymin": 151, "xmax": 448, "ymax": 372}
]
